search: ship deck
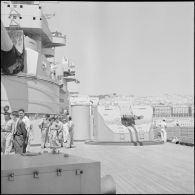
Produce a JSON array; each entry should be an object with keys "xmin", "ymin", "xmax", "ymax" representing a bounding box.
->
[{"xmin": 30, "ymin": 142, "xmax": 194, "ymax": 194}]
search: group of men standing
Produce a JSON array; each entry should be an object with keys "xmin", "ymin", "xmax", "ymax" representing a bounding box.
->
[
  {"xmin": 38, "ymin": 114, "xmax": 74, "ymax": 149},
  {"xmin": 1, "ymin": 105, "xmax": 74, "ymax": 155},
  {"xmin": 1, "ymin": 107, "xmax": 32, "ymax": 155}
]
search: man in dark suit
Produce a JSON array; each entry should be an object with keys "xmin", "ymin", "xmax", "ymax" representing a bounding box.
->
[{"xmin": 13, "ymin": 111, "xmax": 27, "ymax": 154}]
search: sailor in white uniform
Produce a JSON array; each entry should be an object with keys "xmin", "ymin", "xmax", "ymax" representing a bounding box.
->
[
  {"xmin": 62, "ymin": 118, "xmax": 69, "ymax": 144},
  {"xmin": 160, "ymin": 119, "xmax": 167, "ymax": 143}
]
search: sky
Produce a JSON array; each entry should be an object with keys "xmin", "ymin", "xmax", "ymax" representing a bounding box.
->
[{"xmin": 42, "ymin": 2, "xmax": 194, "ymax": 96}]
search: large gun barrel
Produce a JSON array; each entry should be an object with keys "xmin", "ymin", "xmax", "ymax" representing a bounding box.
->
[{"xmin": 1, "ymin": 20, "xmax": 24, "ymax": 74}]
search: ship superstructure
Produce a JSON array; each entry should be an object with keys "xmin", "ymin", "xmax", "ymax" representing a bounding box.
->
[{"xmin": 1, "ymin": 1, "xmax": 78, "ymax": 114}]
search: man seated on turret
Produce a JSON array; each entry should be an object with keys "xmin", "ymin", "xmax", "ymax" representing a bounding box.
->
[
  {"xmin": 121, "ymin": 114, "xmax": 144, "ymax": 127},
  {"xmin": 121, "ymin": 114, "xmax": 144, "ymax": 142}
]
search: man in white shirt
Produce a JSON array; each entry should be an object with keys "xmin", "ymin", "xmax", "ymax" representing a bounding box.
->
[
  {"xmin": 38, "ymin": 114, "xmax": 50, "ymax": 149},
  {"xmin": 160, "ymin": 119, "xmax": 167, "ymax": 143},
  {"xmin": 1, "ymin": 105, "xmax": 10, "ymax": 131},
  {"xmin": 67, "ymin": 116, "xmax": 74, "ymax": 148},
  {"xmin": 1, "ymin": 112, "xmax": 15, "ymax": 154},
  {"xmin": 62, "ymin": 118, "xmax": 69, "ymax": 144}
]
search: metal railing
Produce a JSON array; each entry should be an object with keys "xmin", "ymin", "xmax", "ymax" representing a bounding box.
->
[{"xmin": 154, "ymin": 126, "xmax": 194, "ymax": 145}]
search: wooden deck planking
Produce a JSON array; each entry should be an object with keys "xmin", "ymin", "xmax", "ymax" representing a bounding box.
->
[{"xmin": 30, "ymin": 142, "xmax": 194, "ymax": 194}]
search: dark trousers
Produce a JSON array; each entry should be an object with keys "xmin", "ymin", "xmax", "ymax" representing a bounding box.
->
[
  {"xmin": 23, "ymin": 143, "xmax": 27, "ymax": 153},
  {"xmin": 13, "ymin": 135, "xmax": 25, "ymax": 154}
]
